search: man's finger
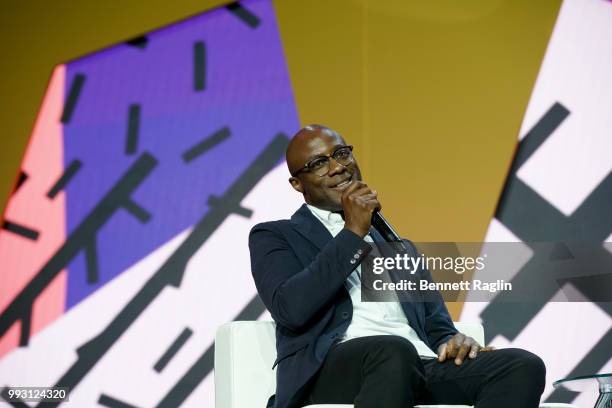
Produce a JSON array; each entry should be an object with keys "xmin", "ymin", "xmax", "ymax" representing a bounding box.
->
[
  {"xmin": 469, "ymin": 343, "xmax": 479, "ymax": 359},
  {"xmin": 444, "ymin": 341, "xmax": 455, "ymax": 359},
  {"xmin": 355, "ymin": 196, "xmax": 379, "ymax": 207},
  {"xmin": 359, "ymin": 193, "xmax": 378, "ymax": 201},
  {"xmin": 447, "ymin": 334, "xmax": 463, "ymax": 358},
  {"xmin": 437, "ymin": 343, "xmax": 447, "ymax": 362},
  {"xmin": 363, "ymin": 200, "xmax": 382, "ymax": 213},
  {"xmin": 455, "ymin": 343, "xmax": 471, "ymax": 366},
  {"xmin": 342, "ymin": 181, "xmax": 368, "ymax": 199}
]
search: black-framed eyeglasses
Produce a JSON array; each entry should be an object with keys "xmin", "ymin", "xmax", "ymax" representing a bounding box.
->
[{"xmin": 292, "ymin": 145, "xmax": 354, "ymax": 177}]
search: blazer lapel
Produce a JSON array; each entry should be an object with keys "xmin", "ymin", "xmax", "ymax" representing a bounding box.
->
[{"xmin": 290, "ymin": 204, "xmax": 334, "ymax": 250}]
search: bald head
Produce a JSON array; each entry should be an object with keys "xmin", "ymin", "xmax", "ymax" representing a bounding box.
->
[
  {"xmin": 286, "ymin": 125, "xmax": 345, "ymax": 176},
  {"xmin": 285, "ymin": 124, "xmax": 361, "ymax": 211}
]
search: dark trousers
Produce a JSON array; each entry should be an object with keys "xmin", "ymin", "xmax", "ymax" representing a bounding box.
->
[{"xmin": 302, "ymin": 335, "xmax": 546, "ymax": 408}]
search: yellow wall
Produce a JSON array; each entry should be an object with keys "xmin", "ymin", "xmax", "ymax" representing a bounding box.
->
[
  {"xmin": 274, "ymin": 0, "xmax": 561, "ymax": 316},
  {"xmin": 1, "ymin": 0, "xmax": 561, "ymax": 317}
]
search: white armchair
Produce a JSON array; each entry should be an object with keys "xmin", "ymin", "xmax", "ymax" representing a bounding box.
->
[{"xmin": 214, "ymin": 321, "xmax": 575, "ymax": 408}]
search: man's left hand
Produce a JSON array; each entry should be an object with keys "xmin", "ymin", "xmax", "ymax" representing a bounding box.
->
[{"xmin": 437, "ymin": 333, "xmax": 495, "ymax": 366}]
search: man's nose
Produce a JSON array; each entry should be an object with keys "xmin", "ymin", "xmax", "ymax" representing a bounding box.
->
[{"xmin": 327, "ymin": 157, "xmax": 347, "ymax": 176}]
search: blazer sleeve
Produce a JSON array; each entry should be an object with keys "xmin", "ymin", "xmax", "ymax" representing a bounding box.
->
[
  {"xmin": 249, "ymin": 222, "xmax": 372, "ymax": 332},
  {"xmin": 403, "ymin": 239, "xmax": 458, "ymax": 351}
]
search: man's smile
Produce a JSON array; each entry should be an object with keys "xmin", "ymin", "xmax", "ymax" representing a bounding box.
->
[{"xmin": 329, "ymin": 175, "xmax": 353, "ymax": 190}]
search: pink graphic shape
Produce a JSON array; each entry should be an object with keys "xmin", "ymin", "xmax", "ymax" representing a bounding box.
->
[{"xmin": 0, "ymin": 65, "xmax": 68, "ymax": 358}]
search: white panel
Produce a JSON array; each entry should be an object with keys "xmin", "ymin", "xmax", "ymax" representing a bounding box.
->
[
  {"xmin": 0, "ymin": 164, "xmax": 303, "ymax": 407},
  {"xmin": 463, "ymin": 1, "xmax": 612, "ymax": 406},
  {"xmin": 516, "ymin": 0, "xmax": 612, "ymax": 216}
]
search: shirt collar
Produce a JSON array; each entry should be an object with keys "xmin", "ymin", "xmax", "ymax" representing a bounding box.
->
[{"xmin": 306, "ymin": 204, "xmax": 344, "ymax": 228}]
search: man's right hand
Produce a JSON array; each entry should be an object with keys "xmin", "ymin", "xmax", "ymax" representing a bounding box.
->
[{"xmin": 342, "ymin": 181, "xmax": 381, "ymax": 238}]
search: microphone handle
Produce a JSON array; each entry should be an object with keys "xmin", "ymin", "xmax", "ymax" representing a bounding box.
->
[{"xmin": 371, "ymin": 212, "xmax": 403, "ymax": 243}]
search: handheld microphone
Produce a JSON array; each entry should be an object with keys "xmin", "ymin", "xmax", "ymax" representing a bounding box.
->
[
  {"xmin": 371, "ymin": 212, "xmax": 401, "ymax": 242},
  {"xmin": 371, "ymin": 211, "xmax": 408, "ymax": 252}
]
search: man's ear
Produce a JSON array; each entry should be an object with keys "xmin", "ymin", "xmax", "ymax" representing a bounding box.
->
[{"xmin": 289, "ymin": 177, "xmax": 304, "ymax": 193}]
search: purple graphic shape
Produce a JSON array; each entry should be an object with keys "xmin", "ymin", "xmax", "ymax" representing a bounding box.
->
[{"xmin": 63, "ymin": 0, "xmax": 299, "ymax": 308}]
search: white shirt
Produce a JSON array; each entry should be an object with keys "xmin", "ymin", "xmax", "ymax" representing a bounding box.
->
[{"xmin": 307, "ymin": 205, "xmax": 437, "ymax": 358}]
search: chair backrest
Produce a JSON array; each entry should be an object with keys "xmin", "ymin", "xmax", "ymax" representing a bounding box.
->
[{"xmin": 214, "ymin": 321, "xmax": 484, "ymax": 408}]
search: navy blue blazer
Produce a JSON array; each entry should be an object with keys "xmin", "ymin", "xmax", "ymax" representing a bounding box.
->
[{"xmin": 249, "ymin": 204, "xmax": 457, "ymax": 408}]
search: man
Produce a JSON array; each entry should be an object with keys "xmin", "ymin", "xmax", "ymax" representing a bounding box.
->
[{"xmin": 249, "ymin": 125, "xmax": 546, "ymax": 408}]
